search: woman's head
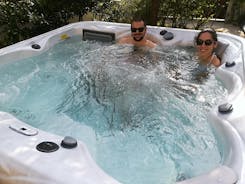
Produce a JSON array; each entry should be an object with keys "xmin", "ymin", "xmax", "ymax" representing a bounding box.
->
[
  {"xmin": 195, "ymin": 28, "xmax": 221, "ymax": 67},
  {"xmin": 195, "ymin": 28, "xmax": 218, "ymax": 57},
  {"xmin": 196, "ymin": 28, "xmax": 218, "ymax": 42}
]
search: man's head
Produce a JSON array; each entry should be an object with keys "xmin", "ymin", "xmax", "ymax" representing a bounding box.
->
[{"xmin": 131, "ymin": 17, "xmax": 146, "ymax": 42}]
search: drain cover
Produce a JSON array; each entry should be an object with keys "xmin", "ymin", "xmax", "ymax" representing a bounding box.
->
[{"xmin": 36, "ymin": 141, "xmax": 59, "ymax": 153}]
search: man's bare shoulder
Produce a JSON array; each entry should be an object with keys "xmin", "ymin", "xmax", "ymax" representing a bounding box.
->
[
  {"xmin": 117, "ymin": 36, "xmax": 157, "ymax": 48},
  {"xmin": 118, "ymin": 36, "xmax": 133, "ymax": 44}
]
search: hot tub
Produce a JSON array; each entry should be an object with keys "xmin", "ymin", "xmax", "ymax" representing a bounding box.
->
[{"xmin": 0, "ymin": 21, "xmax": 245, "ymax": 184}]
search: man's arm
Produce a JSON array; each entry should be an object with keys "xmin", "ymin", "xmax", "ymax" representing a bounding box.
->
[
  {"xmin": 117, "ymin": 36, "xmax": 132, "ymax": 44},
  {"xmin": 146, "ymin": 40, "xmax": 157, "ymax": 48}
]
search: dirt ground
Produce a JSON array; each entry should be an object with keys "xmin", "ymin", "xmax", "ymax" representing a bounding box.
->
[{"xmin": 205, "ymin": 21, "xmax": 244, "ymax": 38}]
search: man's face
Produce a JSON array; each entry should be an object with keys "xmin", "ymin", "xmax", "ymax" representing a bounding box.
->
[{"xmin": 131, "ymin": 21, "xmax": 146, "ymax": 41}]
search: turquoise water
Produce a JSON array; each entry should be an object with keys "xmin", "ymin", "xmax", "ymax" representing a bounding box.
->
[{"xmin": 0, "ymin": 37, "xmax": 227, "ymax": 184}]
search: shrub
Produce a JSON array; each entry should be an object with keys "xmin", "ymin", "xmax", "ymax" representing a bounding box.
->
[{"xmin": 0, "ymin": 0, "xmax": 97, "ymax": 48}]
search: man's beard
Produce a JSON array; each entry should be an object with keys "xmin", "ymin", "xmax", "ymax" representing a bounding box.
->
[{"xmin": 133, "ymin": 35, "xmax": 144, "ymax": 42}]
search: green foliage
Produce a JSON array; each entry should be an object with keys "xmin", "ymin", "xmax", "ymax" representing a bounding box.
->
[
  {"xmin": 0, "ymin": 0, "xmax": 96, "ymax": 48},
  {"xmin": 0, "ymin": 0, "xmax": 231, "ymax": 48},
  {"xmin": 33, "ymin": 0, "xmax": 95, "ymax": 28},
  {"xmin": 92, "ymin": 0, "xmax": 229, "ymax": 29},
  {"xmin": 160, "ymin": 0, "xmax": 218, "ymax": 29},
  {"xmin": 91, "ymin": 0, "xmax": 141, "ymax": 23},
  {"xmin": 151, "ymin": 0, "xmax": 228, "ymax": 29},
  {"xmin": 0, "ymin": 0, "xmax": 43, "ymax": 47}
]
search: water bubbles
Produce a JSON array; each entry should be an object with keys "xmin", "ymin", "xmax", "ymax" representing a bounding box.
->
[{"xmin": 0, "ymin": 39, "xmax": 227, "ymax": 184}]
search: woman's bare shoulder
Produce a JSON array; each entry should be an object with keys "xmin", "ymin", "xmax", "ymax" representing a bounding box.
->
[{"xmin": 212, "ymin": 55, "xmax": 221, "ymax": 67}]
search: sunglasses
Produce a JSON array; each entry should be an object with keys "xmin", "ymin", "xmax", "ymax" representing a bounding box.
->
[
  {"xmin": 131, "ymin": 27, "xmax": 145, "ymax": 32},
  {"xmin": 196, "ymin": 39, "xmax": 213, "ymax": 46}
]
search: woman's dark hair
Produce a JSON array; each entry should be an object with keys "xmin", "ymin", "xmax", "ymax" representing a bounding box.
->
[{"xmin": 196, "ymin": 28, "xmax": 218, "ymax": 42}]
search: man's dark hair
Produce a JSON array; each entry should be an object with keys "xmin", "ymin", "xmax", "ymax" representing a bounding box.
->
[{"xmin": 131, "ymin": 16, "xmax": 146, "ymax": 27}]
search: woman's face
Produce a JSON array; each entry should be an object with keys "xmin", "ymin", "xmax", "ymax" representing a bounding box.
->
[{"xmin": 196, "ymin": 32, "xmax": 217, "ymax": 56}]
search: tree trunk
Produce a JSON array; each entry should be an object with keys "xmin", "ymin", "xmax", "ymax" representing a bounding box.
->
[
  {"xmin": 150, "ymin": 0, "xmax": 160, "ymax": 25},
  {"xmin": 144, "ymin": 0, "xmax": 160, "ymax": 25},
  {"xmin": 225, "ymin": 0, "xmax": 234, "ymax": 22},
  {"xmin": 225, "ymin": 0, "xmax": 244, "ymax": 24}
]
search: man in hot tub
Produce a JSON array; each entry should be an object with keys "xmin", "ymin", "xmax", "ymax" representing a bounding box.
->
[{"xmin": 118, "ymin": 17, "xmax": 157, "ymax": 48}]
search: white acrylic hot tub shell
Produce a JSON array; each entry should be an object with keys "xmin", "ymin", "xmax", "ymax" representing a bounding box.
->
[
  {"xmin": 0, "ymin": 21, "xmax": 245, "ymax": 184},
  {"xmin": 0, "ymin": 112, "xmax": 120, "ymax": 184}
]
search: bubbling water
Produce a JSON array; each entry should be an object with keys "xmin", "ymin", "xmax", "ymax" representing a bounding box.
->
[{"xmin": 0, "ymin": 37, "xmax": 226, "ymax": 184}]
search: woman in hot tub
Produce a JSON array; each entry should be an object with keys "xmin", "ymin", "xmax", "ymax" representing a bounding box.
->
[{"xmin": 195, "ymin": 28, "xmax": 221, "ymax": 67}]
